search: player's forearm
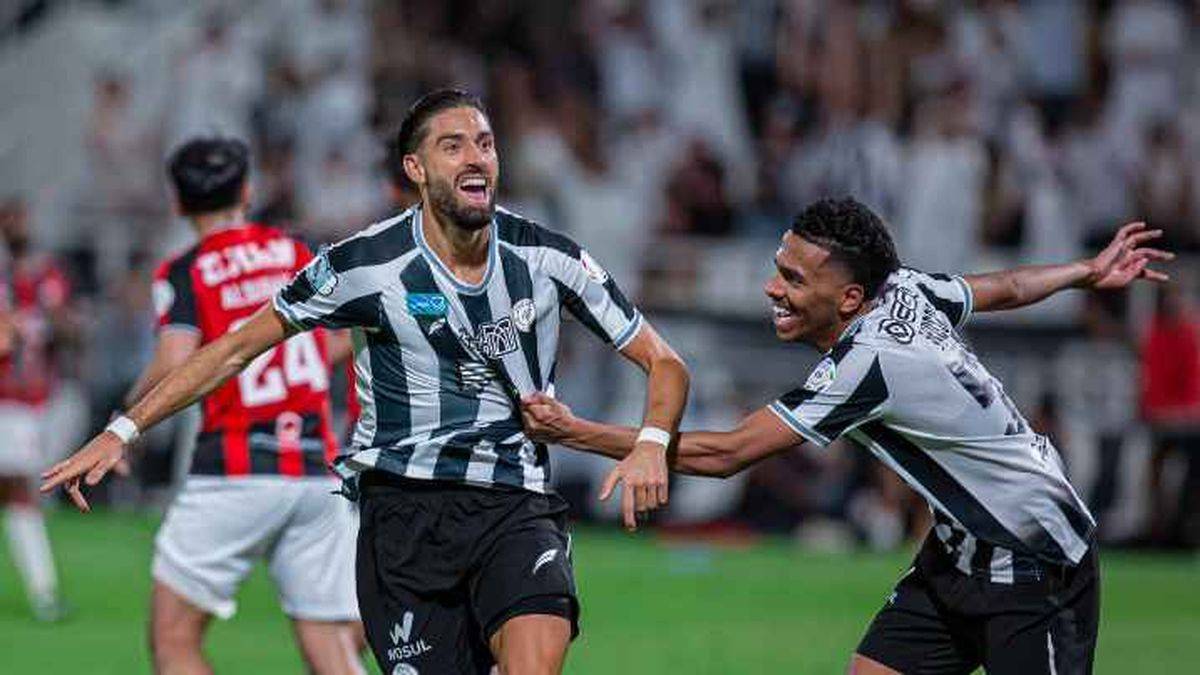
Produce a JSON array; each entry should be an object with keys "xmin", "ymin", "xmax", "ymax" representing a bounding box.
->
[
  {"xmin": 640, "ymin": 354, "xmax": 690, "ymax": 434},
  {"xmin": 126, "ymin": 336, "xmax": 260, "ymax": 433},
  {"xmin": 964, "ymin": 261, "xmax": 1093, "ymax": 312},
  {"xmin": 563, "ymin": 419, "xmax": 744, "ymax": 478}
]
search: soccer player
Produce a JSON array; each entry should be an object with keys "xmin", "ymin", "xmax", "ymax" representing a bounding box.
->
[
  {"xmin": 520, "ymin": 197, "xmax": 1173, "ymax": 675},
  {"xmin": 43, "ymin": 90, "xmax": 688, "ymax": 675},
  {"xmin": 0, "ymin": 197, "xmax": 73, "ymax": 621},
  {"xmin": 113, "ymin": 137, "xmax": 362, "ymax": 674}
]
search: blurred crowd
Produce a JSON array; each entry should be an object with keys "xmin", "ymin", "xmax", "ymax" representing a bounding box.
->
[{"xmin": 2, "ymin": 0, "xmax": 1199, "ymax": 550}]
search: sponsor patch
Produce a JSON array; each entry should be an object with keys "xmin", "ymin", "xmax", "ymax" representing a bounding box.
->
[{"xmin": 407, "ymin": 293, "xmax": 447, "ymax": 317}]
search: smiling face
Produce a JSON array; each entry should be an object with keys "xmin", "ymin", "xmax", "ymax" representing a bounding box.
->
[
  {"xmin": 763, "ymin": 231, "xmax": 866, "ymax": 349},
  {"xmin": 404, "ymin": 106, "xmax": 498, "ymax": 231}
]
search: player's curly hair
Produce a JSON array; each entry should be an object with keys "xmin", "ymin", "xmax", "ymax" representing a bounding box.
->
[
  {"xmin": 791, "ymin": 197, "xmax": 900, "ymax": 299},
  {"xmin": 167, "ymin": 136, "xmax": 249, "ymax": 215}
]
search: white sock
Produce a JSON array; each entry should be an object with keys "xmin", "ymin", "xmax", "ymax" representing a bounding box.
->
[{"xmin": 4, "ymin": 505, "xmax": 59, "ymax": 606}]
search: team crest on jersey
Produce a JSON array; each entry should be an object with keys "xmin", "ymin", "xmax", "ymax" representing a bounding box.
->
[
  {"xmin": 307, "ymin": 251, "xmax": 338, "ymax": 296},
  {"xmin": 407, "ymin": 293, "xmax": 447, "ymax": 317},
  {"xmin": 151, "ymin": 279, "xmax": 175, "ymax": 318},
  {"xmin": 512, "ymin": 298, "xmax": 536, "ymax": 332},
  {"xmin": 805, "ymin": 357, "xmax": 837, "ymax": 392},
  {"xmin": 579, "ymin": 250, "xmax": 609, "ymax": 284}
]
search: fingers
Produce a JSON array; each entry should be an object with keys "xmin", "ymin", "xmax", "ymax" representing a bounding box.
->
[
  {"xmin": 65, "ymin": 478, "xmax": 90, "ymax": 513},
  {"xmin": 1126, "ymin": 229, "xmax": 1163, "ymax": 248},
  {"xmin": 40, "ymin": 460, "xmax": 80, "ymax": 493},
  {"xmin": 621, "ymin": 482, "xmax": 637, "ymax": 531},
  {"xmin": 599, "ymin": 468, "xmax": 620, "ymax": 502},
  {"xmin": 634, "ymin": 483, "xmax": 650, "ymax": 515},
  {"xmin": 1141, "ymin": 267, "xmax": 1170, "ymax": 283},
  {"xmin": 1114, "ymin": 221, "xmax": 1146, "ymax": 241},
  {"xmin": 656, "ymin": 478, "xmax": 669, "ymax": 507},
  {"xmin": 85, "ymin": 455, "xmax": 118, "ymax": 486}
]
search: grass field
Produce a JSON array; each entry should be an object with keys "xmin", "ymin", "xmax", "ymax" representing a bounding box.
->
[{"xmin": 1, "ymin": 511, "xmax": 1196, "ymax": 673}]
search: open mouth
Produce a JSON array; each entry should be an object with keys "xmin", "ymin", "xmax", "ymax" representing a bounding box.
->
[
  {"xmin": 772, "ymin": 304, "xmax": 798, "ymax": 331},
  {"xmin": 457, "ymin": 175, "xmax": 490, "ymax": 206}
]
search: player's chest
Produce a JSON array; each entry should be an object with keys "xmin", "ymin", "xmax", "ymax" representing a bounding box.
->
[{"xmin": 385, "ymin": 282, "xmax": 550, "ymax": 362}]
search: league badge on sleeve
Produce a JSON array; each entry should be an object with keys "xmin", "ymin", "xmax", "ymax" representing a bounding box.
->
[
  {"xmin": 579, "ymin": 250, "xmax": 609, "ymax": 284},
  {"xmin": 805, "ymin": 357, "xmax": 837, "ymax": 392},
  {"xmin": 307, "ymin": 250, "xmax": 339, "ymax": 296}
]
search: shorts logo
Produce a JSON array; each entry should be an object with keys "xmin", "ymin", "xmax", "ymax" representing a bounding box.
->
[
  {"xmin": 307, "ymin": 251, "xmax": 339, "ymax": 296},
  {"xmin": 580, "ymin": 250, "xmax": 609, "ymax": 284},
  {"xmin": 531, "ymin": 548, "xmax": 559, "ymax": 576},
  {"xmin": 390, "ymin": 612, "xmax": 414, "ymax": 644},
  {"xmin": 407, "ymin": 293, "xmax": 447, "ymax": 317},
  {"xmin": 512, "ymin": 298, "xmax": 536, "ymax": 332},
  {"xmin": 392, "ymin": 664, "xmax": 419, "ymax": 675}
]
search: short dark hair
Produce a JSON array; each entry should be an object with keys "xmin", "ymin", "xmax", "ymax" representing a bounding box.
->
[
  {"xmin": 393, "ymin": 88, "xmax": 488, "ymax": 157},
  {"xmin": 167, "ymin": 136, "xmax": 249, "ymax": 215},
  {"xmin": 791, "ymin": 197, "xmax": 900, "ymax": 298}
]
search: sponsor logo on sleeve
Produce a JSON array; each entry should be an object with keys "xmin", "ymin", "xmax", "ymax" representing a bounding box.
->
[
  {"xmin": 306, "ymin": 251, "xmax": 339, "ymax": 296},
  {"xmin": 804, "ymin": 357, "xmax": 837, "ymax": 392}
]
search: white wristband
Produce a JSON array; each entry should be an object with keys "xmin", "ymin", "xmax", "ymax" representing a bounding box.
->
[
  {"xmin": 106, "ymin": 415, "xmax": 141, "ymax": 445},
  {"xmin": 636, "ymin": 426, "xmax": 672, "ymax": 448}
]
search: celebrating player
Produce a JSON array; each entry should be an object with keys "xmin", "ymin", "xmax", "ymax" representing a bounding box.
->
[
  {"xmin": 107, "ymin": 138, "xmax": 362, "ymax": 674},
  {"xmin": 521, "ymin": 197, "xmax": 1173, "ymax": 675},
  {"xmin": 0, "ymin": 197, "xmax": 74, "ymax": 622},
  {"xmin": 43, "ymin": 90, "xmax": 689, "ymax": 674}
]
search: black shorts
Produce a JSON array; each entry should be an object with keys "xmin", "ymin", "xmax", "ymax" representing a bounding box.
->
[
  {"xmin": 857, "ymin": 534, "xmax": 1100, "ymax": 675},
  {"xmin": 356, "ymin": 471, "xmax": 579, "ymax": 675}
]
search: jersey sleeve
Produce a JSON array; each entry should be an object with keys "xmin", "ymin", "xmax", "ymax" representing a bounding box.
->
[
  {"xmin": 542, "ymin": 242, "xmax": 642, "ymax": 350},
  {"xmin": 767, "ymin": 343, "xmax": 890, "ymax": 447},
  {"xmin": 273, "ymin": 238, "xmax": 383, "ymax": 331},
  {"xmin": 152, "ymin": 258, "xmax": 198, "ymax": 332},
  {"xmin": 901, "ymin": 267, "xmax": 974, "ymax": 330}
]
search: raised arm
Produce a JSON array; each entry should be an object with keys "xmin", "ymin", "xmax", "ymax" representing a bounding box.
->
[
  {"xmin": 41, "ymin": 305, "xmax": 293, "ymax": 510},
  {"xmin": 522, "ymin": 394, "xmax": 801, "ymax": 479},
  {"xmin": 965, "ymin": 222, "xmax": 1172, "ymax": 312}
]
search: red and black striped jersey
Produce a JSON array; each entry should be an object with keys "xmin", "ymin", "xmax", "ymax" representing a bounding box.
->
[
  {"xmin": 0, "ymin": 256, "xmax": 71, "ymax": 406},
  {"xmin": 153, "ymin": 223, "xmax": 337, "ymax": 477}
]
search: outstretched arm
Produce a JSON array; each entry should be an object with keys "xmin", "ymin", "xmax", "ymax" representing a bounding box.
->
[
  {"xmin": 41, "ymin": 305, "xmax": 294, "ymax": 510},
  {"xmin": 965, "ymin": 222, "xmax": 1172, "ymax": 313},
  {"xmin": 522, "ymin": 394, "xmax": 801, "ymax": 478}
]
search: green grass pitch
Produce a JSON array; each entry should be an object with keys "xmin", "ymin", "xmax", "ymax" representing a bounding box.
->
[{"xmin": 1, "ymin": 511, "xmax": 1196, "ymax": 673}]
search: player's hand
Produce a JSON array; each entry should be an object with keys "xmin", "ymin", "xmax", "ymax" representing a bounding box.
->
[
  {"xmin": 1085, "ymin": 222, "xmax": 1174, "ymax": 289},
  {"xmin": 600, "ymin": 441, "xmax": 669, "ymax": 532},
  {"xmin": 520, "ymin": 392, "xmax": 577, "ymax": 444},
  {"xmin": 39, "ymin": 432, "xmax": 127, "ymax": 512}
]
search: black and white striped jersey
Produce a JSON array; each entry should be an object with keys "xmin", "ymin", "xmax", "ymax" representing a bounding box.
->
[
  {"xmin": 769, "ymin": 268, "xmax": 1095, "ymax": 581},
  {"xmin": 273, "ymin": 205, "xmax": 643, "ymax": 494}
]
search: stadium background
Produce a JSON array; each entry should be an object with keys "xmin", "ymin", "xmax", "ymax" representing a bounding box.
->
[{"xmin": 1, "ymin": 0, "xmax": 1197, "ymax": 672}]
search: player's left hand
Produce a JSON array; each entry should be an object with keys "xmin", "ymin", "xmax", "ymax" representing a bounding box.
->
[
  {"xmin": 1085, "ymin": 221, "xmax": 1174, "ymax": 289},
  {"xmin": 39, "ymin": 431, "xmax": 128, "ymax": 512},
  {"xmin": 600, "ymin": 441, "xmax": 669, "ymax": 532},
  {"xmin": 520, "ymin": 392, "xmax": 576, "ymax": 444}
]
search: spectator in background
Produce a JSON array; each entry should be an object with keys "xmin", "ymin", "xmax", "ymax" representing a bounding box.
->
[
  {"xmin": 1136, "ymin": 120, "xmax": 1196, "ymax": 251},
  {"xmin": 1139, "ymin": 284, "xmax": 1200, "ymax": 547},
  {"xmin": 1056, "ymin": 293, "xmax": 1137, "ymax": 538}
]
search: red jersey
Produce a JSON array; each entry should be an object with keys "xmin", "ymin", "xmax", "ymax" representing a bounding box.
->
[
  {"xmin": 0, "ymin": 256, "xmax": 71, "ymax": 406},
  {"xmin": 153, "ymin": 224, "xmax": 338, "ymax": 477}
]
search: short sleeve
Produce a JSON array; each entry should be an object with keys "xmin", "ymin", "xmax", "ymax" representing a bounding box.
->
[
  {"xmin": 273, "ymin": 240, "xmax": 383, "ymax": 331},
  {"xmin": 768, "ymin": 344, "xmax": 889, "ymax": 447},
  {"xmin": 543, "ymin": 244, "xmax": 642, "ymax": 350},
  {"xmin": 152, "ymin": 258, "xmax": 198, "ymax": 332},
  {"xmin": 902, "ymin": 268, "xmax": 974, "ymax": 330}
]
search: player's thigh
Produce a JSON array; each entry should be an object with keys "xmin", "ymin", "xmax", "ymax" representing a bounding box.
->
[
  {"xmin": 470, "ymin": 514, "xmax": 577, "ymax": 668},
  {"xmin": 268, "ymin": 480, "xmax": 359, "ymax": 622},
  {"xmin": 152, "ymin": 479, "xmax": 295, "ymax": 619},
  {"xmin": 355, "ymin": 489, "xmax": 493, "ymax": 675},
  {"xmin": 855, "ymin": 568, "xmax": 979, "ymax": 675},
  {"xmin": 982, "ymin": 555, "xmax": 1100, "ymax": 675},
  {"xmin": 0, "ymin": 404, "xmax": 42, "ymax": 479}
]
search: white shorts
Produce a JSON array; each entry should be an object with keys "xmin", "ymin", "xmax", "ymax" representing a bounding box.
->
[
  {"xmin": 0, "ymin": 403, "xmax": 43, "ymax": 476},
  {"xmin": 153, "ymin": 476, "xmax": 359, "ymax": 621}
]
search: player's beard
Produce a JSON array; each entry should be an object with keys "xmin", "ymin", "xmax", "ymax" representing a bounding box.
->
[{"xmin": 427, "ymin": 172, "xmax": 494, "ymax": 231}]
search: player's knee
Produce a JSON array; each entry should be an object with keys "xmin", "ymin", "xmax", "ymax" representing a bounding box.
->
[
  {"xmin": 847, "ymin": 653, "xmax": 902, "ymax": 675},
  {"xmin": 491, "ymin": 614, "xmax": 570, "ymax": 675}
]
